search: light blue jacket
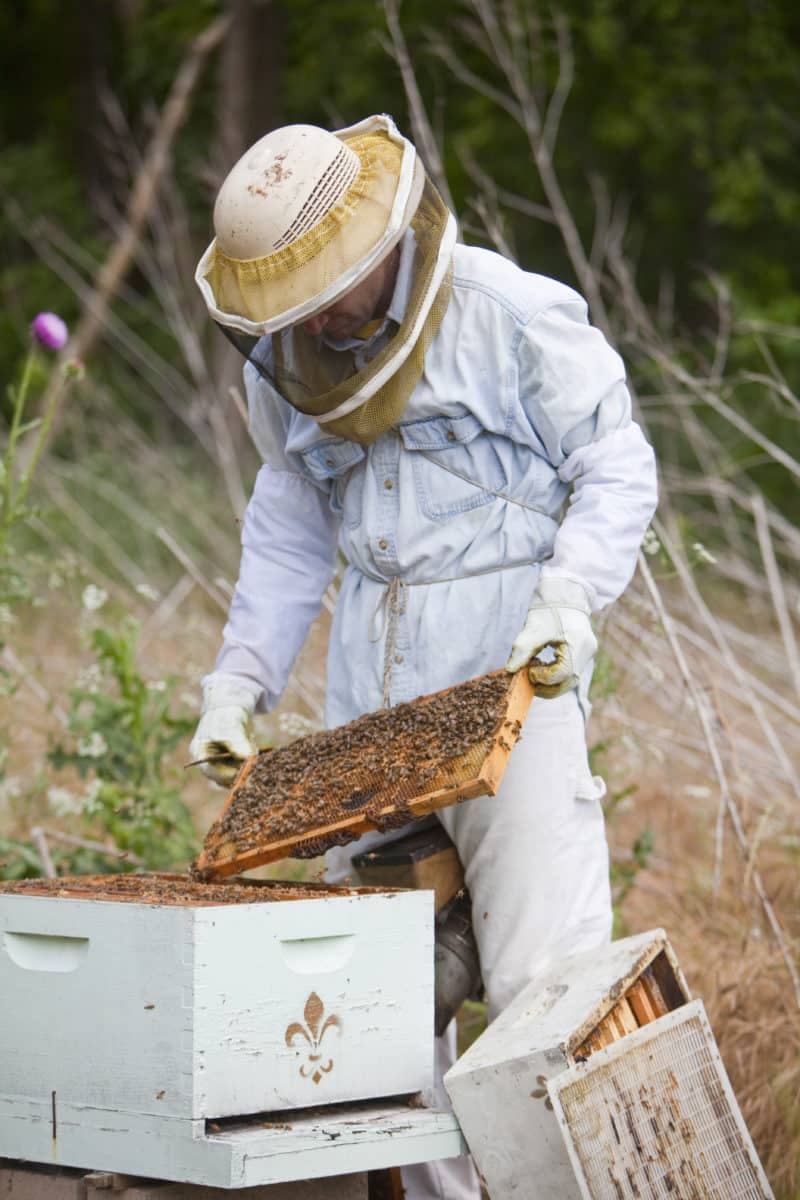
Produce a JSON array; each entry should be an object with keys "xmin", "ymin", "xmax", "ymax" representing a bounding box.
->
[{"xmin": 212, "ymin": 241, "xmax": 658, "ymax": 725}]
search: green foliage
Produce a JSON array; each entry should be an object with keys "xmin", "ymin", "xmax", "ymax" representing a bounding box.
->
[
  {"xmin": 611, "ymin": 828, "xmax": 654, "ymax": 935},
  {"xmin": 457, "ymin": 997, "xmax": 489, "ymax": 1056},
  {"xmin": 0, "ymin": 836, "xmax": 44, "ymax": 881},
  {"xmin": 48, "ymin": 618, "xmax": 198, "ymax": 870},
  {"xmin": 0, "ymin": 834, "xmax": 117, "ymax": 883}
]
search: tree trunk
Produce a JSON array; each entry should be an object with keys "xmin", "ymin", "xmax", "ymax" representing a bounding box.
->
[{"xmin": 213, "ymin": 0, "xmax": 285, "ymax": 462}]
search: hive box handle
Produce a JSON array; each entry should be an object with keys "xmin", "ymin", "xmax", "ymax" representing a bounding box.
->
[
  {"xmin": 3, "ymin": 932, "xmax": 89, "ymax": 973},
  {"xmin": 280, "ymin": 934, "xmax": 354, "ymax": 974}
]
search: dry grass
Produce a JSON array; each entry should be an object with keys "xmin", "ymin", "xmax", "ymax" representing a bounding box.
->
[
  {"xmin": 598, "ymin": 579, "xmax": 800, "ymax": 1196},
  {"xmin": 614, "ymin": 808, "xmax": 800, "ymax": 1195}
]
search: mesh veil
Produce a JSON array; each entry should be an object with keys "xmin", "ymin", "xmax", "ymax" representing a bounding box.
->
[{"xmin": 223, "ymin": 176, "xmax": 455, "ymax": 445}]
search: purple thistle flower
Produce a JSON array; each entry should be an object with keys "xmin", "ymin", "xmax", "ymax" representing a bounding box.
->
[{"xmin": 31, "ymin": 311, "xmax": 69, "ymax": 351}]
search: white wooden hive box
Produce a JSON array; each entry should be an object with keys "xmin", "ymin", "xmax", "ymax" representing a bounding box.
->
[
  {"xmin": 0, "ymin": 876, "xmax": 436, "ymax": 1179},
  {"xmin": 445, "ymin": 928, "xmax": 773, "ymax": 1200}
]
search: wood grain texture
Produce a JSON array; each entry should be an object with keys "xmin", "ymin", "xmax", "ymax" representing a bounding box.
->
[{"xmin": 196, "ymin": 671, "xmax": 535, "ymax": 879}]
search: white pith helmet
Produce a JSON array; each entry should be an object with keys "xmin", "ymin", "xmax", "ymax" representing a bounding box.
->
[
  {"xmin": 195, "ymin": 114, "xmax": 427, "ymax": 335},
  {"xmin": 213, "ymin": 125, "xmax": 360, "ymax": 260}
]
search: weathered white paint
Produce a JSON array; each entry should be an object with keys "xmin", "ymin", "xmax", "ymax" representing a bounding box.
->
[
  {"xmin": 444, "ymin": 930, "xmax": 689, "ymax": 1199},
  {"xmin": 0, "ymin": 1096, "xmax": 464, "ymax": 1187},
  {"xmin": 0, "ymin": 888, "xmax": 452, "ymax": 1185}
]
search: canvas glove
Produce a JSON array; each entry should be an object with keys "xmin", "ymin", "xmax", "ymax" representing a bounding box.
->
[
  {"xmin": 505, "ymin": 575, "xmax": 597, "ymax": 699},
  {"xmin": 189, "ymin": 673, "xmax": 258, "ymax": 786}
]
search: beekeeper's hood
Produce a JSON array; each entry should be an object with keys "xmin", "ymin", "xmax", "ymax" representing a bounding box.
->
[{"xmin": 195, "ymin": 115, "xmax": 457, "ymax": 444}]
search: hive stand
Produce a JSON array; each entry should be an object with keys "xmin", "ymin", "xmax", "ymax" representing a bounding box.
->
[{"xmin": 0, "ymin": 1161, "xmax": 367, "ymax": 1199}]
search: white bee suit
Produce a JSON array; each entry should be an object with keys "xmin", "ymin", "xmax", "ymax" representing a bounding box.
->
[{"xmin": 210, "ymin": 237, "xmax": 658, "ymax": 1199}]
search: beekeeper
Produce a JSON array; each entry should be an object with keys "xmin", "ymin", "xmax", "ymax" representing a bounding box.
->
[{"xmin": 191, "ymin": 114, "xmax": 658, "ymax": 1199}]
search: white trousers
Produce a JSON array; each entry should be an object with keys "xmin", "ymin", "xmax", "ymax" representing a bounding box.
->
[{"xmin": 327, "ymin": 690, "xmax": 613, "ymax": 1200}]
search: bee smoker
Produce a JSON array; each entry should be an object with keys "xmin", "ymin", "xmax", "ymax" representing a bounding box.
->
[
  {"xmin": 433, "ymin": 887, "xmax": 482, "ymax": 1035},
  {"xmin": 351, "ymin": 822, "xmax": 483, "ymax": 1034}
]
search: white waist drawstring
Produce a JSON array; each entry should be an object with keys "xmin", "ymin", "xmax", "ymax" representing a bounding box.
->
[{"xmin": 363, "ymin": 558, "xmax": 534, "ymax": 708}]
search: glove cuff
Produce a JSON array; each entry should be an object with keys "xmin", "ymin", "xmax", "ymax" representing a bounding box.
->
[
  {"xmin": 200, "ymin": 672, "xmax": 259, "ymax": 716},
  {"xmin": 534, "ymin": 570, "xmax": 595, "ymax": 613}
]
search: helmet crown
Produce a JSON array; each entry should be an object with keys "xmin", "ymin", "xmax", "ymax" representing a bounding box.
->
[{"xmin": 213, "ymin": 125, "xmax": 361, "ymax": 260}]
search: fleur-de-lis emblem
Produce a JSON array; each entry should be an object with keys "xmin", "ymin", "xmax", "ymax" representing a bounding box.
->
[
  {"xmin": 531, "ymin": 1074, "xmax": 553, "ymax": 1111},
  {"xmin": 285, "ymin": 992, "xmax": 342, "ymax": 1084}
]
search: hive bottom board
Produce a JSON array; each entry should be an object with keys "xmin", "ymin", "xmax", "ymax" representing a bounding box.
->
[{"xmin": 0, "ymin": 1099, "xmax": 465, "ymax": 1188}]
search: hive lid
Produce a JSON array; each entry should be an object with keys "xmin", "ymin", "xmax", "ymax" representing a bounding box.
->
[{"xmin": 194, "ymin": 669, "xmax": 535, "ymax": 879}]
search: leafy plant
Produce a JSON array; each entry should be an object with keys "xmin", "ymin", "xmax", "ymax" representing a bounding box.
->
[
  {"xmin": 0, "ymin": 313, "xmax": 83, "ymax": 877},
  {"xmin": 48, "ymin": 617, "xmax": 198, "ymax": 870}
]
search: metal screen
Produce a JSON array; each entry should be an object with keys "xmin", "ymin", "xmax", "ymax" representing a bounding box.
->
[{"xmin": 551, "ymin": 1001, "xmax": 773, "ymax": 1199}]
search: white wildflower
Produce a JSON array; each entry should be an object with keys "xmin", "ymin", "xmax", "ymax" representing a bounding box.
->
[
  {"xmin": 76, "ymin": 663, "xmax": 103, "ymax": 693},
  {"xmin": 642, "ymin": 528, "xmax": 660, "ymax": 556},
  {"xmin": 147, "ymin": 679, "xmax": 167, "ymax": 693},
  {"xmin": 135, "ymin": 583, "xmax": 160, "ymax": 602},
  {"xmin": 82, "ymin": 777, "xmax": 104, "ymax": 815},
  {"xmin": 692, "ymin": 542, "xmax": 717, "ymax": 565},
  {"xmin": 47, "ymin": 786, "xmax": 83, "ymax": 817},
  {"xmin": 0, "ymin": 604, "xmax": 16, "ymax": 631},
  {"xmin": 179, "ymin": 690, "xmax": 201, "ymax": 711},
  {"xmin": 0, "ymin": 774, "xmax": 22, "ymax": 809},
  {"xmin": 48, "ymin": 569, "xmax": 64, "ymax": 590},
  {"xmin": 82, "ymin": 584, "xmax": 108, "ymax": 612},
  {"xmin": 77, "ymin": 731, "xmax": 108, "ymax": 758},
  {"xmin": 278, "ymin": 711, "xmax": 319, "ymax": 738},
  {"xmin": 684, "ymin": 784, "xmax": 712, "ymax": 800}
]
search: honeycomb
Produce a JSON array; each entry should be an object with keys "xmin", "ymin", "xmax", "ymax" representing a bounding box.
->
[
  {"xmin": 0, "ymin": 873, "xmax": 377, "ymax": 906},
  {"xmin": 194, "ymin": 670, "xmax": 534, "ymax": 879}
]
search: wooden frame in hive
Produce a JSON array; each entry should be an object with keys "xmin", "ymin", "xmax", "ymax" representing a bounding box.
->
[{"xmin": 194, "ymin": 670, "xmax": 535, "ymax": 879}]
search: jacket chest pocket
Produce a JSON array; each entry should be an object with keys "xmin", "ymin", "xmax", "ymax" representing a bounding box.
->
[
  {"xmin": 299, "ymin": 439, "xmax": 366, "ymax": 529},
  {"xmin": 398, "ymin": 412, "xmax": 508, "ymax": 521}
]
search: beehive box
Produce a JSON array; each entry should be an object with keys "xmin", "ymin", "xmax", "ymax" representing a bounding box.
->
[
  {"xmin": 445, "ymin": 930, "xmax": 773, "ymax": 1199},
  {"xmin": 196, "ymin": 669, "xmax": 534, "ymax": 878},
  {"xmin": 0, "ymin": 874, "xmax": 440, "ymax": 1183}
]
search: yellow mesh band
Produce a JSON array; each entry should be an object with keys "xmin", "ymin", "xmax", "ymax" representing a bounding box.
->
[
  {"xmin": 354, "ymin": 318, "xmax": 384, "ymax": 339},
  {"xmin": 204, "ymin": 133, "xmax": 405, "ymax": 324}
]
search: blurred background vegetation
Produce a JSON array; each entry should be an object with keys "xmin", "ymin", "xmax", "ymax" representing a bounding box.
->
[{"xmin": 0, "ymin": 0, "xmax": 798, "ymax": 1192}]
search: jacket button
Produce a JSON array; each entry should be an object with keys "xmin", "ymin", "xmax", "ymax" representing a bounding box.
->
[
  {"xmin": 325, "ymin": 457, "xmax": 335, "ymax": 467},
  {"xmin": 384, "ymin": 479, "xmax": 393, "ymax": 490},
  {"xmin": 394, "ymin": 654, "xmax": 404, "ymax": 665},
  {"xmin": 378, "ymin": 539, "xmax": 389, "ymax": 551},
  {"xmin": 446, "ymin": 430, "xmax": 456, "ymax": 441}
]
